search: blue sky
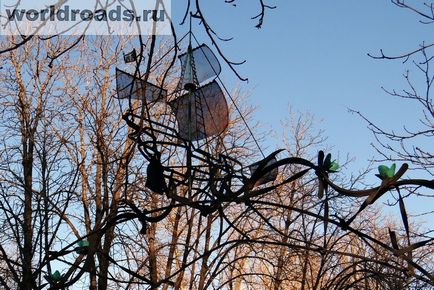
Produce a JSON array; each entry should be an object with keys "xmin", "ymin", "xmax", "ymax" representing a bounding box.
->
[
  {"xmin": 171, "ymin": 1, "xmax": 433, "ymax": 221},
  {"xmin": 171, "ymin": 1, "xmax": 429, "ymax": 167}
]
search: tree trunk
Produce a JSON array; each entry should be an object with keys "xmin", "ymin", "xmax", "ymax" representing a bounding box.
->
[{"xmin": 21, "ymin": 138, "xmax": 34, "ymax": 290}]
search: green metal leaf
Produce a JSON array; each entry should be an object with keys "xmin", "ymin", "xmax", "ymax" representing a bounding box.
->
[
  {"xmin": 51, "ymin": 270, "xmax": 61, "ymax": 282},
  {"xmin": 322, "ymin": 153, "xmax": 339, "ymax": 172},
  {"xmin": 318, "ymin": 151, "xmax": 325, "ymax": 167},
  {"xmin": 324, "ymin": 153, "xmax": 332, "ymax": 169},
  {"xmin": 389, "ymin": 163, "xmax": 396, "ymax": 177},
  {"xmin": 378, "ymin": 165, "xmax": 389, "ymax": 178},
  {"xmin": 318, "ymin": 180, "xmax": 325, "ymax": 199},
  {"xmin": 329, "ymin": 161, "xmax": 339, "ymax": 172},
  {"xmin": 76, "ymin": 240, "xmax": 90, "ymax": 254},
  {"xmin": 378, "ymin": 163, "xmax": 396, "ymax": 179},
  {"xmin": 78, "ymin": 240, "xmax": 90, "ymax": 248}
]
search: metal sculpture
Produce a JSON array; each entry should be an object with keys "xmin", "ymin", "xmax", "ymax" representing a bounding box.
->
[
  {"xmin": 115, "ymin": 34, "xmax": 434, "ymax": 234},
  {"xmin": 115, "ymin": 35, "xmax": 286, "ymax": 217},
  {"xmin": 41, "ymin": 35, "xmax": 434, "ymax": 290}
]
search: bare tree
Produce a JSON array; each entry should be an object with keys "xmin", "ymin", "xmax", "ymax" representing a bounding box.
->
[
  {"xmin": 0, "ymin": 36, "xmax": 83, "ymax": 290},
  {"xmin": 0, "ymin": 2, "xmax": 433, "ymax": 290},
  {"xmin": 358, "ymin": 1, "xmax": 434, "ymax": 175}
]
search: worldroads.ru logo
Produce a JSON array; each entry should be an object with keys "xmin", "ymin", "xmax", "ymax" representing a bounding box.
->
[{"xmin": 0, "ymin": 0, "xmax": 172, "ymax": 35}]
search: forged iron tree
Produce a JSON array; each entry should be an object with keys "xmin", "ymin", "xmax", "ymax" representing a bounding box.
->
[
  {"xmin": 114, "ymin": 87, "xmax": 267, "ymax": 290},
  {"xmin": 0, "ymin": 1, "xmax": 433, "ymax": 290},
  {"xmin": 216, "ymin": 111, "xmax": 432, "ymax": 290}
]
